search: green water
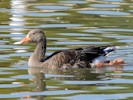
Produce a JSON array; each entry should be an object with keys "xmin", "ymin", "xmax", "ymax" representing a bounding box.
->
[{"xmin": 0, "ymin": 0, "xmax": 133, "ymax": 99}]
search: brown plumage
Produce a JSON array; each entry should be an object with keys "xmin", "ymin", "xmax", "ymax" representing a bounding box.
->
[{"xmin": 14, "ymin": 29, "xmax": 125, "ymax": 68}]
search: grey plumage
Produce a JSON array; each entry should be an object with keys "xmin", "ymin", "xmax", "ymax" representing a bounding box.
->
[{"xmin": 14, "ymin": 29, "xmax": 118, "ymax": 68}]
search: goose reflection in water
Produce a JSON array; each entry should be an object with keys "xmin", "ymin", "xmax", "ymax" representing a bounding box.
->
[{"xmin": 16, "ymin": 64, "xmax": 123, "ymax": 99}]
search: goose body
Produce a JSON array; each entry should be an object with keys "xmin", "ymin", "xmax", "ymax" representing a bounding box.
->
[{"xmin": 14, "ymin": 29, "xmax": 125, "ymax": 68}]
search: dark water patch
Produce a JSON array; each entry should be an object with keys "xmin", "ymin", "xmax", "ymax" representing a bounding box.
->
[{"xmin": 55, "ymin": 41, "xmax": 109, "ymax": 45}]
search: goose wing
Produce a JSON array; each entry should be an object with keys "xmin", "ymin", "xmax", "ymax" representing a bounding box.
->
[{"xmin": 43, "ymin": 46, "xmax": 118, "ymax": 68}]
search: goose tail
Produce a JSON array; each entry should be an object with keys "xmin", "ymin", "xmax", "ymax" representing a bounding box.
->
[{"xmin": 104, "ymin": 46, "xmax": 119, "ymax": 56}]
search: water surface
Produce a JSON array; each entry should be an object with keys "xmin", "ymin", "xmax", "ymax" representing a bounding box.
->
[{"xmin": 0, "ymin": 0, "xmax": 133, "ymax": 100}]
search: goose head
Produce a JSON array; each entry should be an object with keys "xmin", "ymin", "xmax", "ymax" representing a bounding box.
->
[{"xmin": 14, "ymin": 29, "xmax": 46, "ymax": 44}]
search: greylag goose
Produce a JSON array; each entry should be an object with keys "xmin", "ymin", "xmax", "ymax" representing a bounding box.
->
[{"xmin": 14, "ymin": 29, "xmax": 125, "ymax": 68}]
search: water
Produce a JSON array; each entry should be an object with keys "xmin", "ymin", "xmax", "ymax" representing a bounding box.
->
[{"xmin": 0, "ymin": 0, "xmax": 133, "ymax": 99}]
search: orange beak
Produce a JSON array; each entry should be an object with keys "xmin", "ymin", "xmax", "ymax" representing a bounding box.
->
[
  {"xmin": 14, "ymin": 35, "xmax": 30, "ymax": 44},
  {"xmin": 20, "ymin": 35, "xmax": 31, "ymax": 44}
]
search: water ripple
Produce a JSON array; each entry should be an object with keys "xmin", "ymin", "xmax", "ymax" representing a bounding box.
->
[
  {"xmin": 35, "ymin": 5, "xmax": 72, "ymax": 10},
  {"xmin": 90, "ymin": 4, "xmax": 120, "ymax": 8},
  {"xmin": 79, "ymin": 10, "xmax": 130, "ymax": 16}
]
